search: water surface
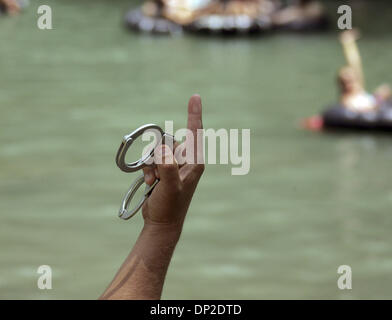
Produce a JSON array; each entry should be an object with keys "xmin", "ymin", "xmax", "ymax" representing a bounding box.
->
[{"xmin": 0, "ymin": 0, "xmax": 392, "ymax": 299}]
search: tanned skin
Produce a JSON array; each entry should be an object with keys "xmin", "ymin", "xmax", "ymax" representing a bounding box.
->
[{"xmin": 100, "ymin": 95, "xmax": 204, "ymax": 300}]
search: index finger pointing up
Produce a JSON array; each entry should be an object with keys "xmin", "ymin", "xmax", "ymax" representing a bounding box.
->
[
  {"xmin": 187, "ymin": 94, "xmax": 203, "ymax": 132},
  {"xmin": 187, "ymin": 94, "xmax": 203, "ymax": 164}
]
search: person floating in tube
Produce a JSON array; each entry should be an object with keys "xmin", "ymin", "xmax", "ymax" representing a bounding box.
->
[
  {"xmin": 125, "ymin": 0, "xmax": 328, "ymax": 34},
  {"xmin": 130, "ymin": 0, "xmax": 278, "ymax": 32},
  {"xmin": 337, "ymin": 30, "xmax": 390, "ymax": 112},
  {"xmin": 272, "ymin": 0, "xmax": 328, "ymax": 31},
  {"xmin": 303, "ymin": 29, "xmax": 392, "ymax": 131}
]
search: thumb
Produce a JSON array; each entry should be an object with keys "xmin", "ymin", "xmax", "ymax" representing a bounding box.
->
[{"xmin": 154, "ymin": 144, "xmax": 180, "ymax": 187}]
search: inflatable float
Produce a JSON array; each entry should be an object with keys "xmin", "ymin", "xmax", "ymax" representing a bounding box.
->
[
  {"xmin": 303, "ymin": 30, "xmax": 392, "ymax": 133},
  {"xmin": 125, "ymin": 0, "xmax": 329, "ymax": 35},
  {"xmin": 304, "ymin": 102, "xmax": 392, "ymax": 132},
  {"xmin": 272, "ymin": 0, "xmax": 329, "ymax": 32}
]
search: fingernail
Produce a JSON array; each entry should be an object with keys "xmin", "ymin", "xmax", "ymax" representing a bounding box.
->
[{"xmin": 192, "ymin": 98, "xmax": 201, "ymax": 113}]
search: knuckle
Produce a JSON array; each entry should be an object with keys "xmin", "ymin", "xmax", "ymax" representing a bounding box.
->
[
  {"xmin": 171, "ymin": 182, "xmax": 182, "ymax": 195},
  {"xmin": 160, "ymin": 162, "xmax": 177, "ymax": 171},
  {"xmin": 183, "ymin": 164, "xmax": 204, "ymax": 186},
  {"xmin": 195, "ymin": 163, "xmax": 205, "ymax": 176}
]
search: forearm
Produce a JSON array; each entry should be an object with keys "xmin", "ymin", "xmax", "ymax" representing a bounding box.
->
[
  {"xmin": 102, "ymin": 94, "xmax": 203, "ymax": 300},
  {"xmin": 100, "ymin": 223, "xmax": 182, "ymax": 300}
]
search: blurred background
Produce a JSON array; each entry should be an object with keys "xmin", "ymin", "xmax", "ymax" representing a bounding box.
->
[{"xmin": 1, "ymin": 0, "xmax": 392, "ymax": 299}]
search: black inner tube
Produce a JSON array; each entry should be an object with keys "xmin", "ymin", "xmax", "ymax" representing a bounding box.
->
[{"xmin": 322, "ymin": 102, "xmax": 392, "ymax": 131}]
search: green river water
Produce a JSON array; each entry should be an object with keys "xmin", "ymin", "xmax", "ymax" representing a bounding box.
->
[{"xmin": 1, "ymin": 0, "xmax": 392, "ymax": 299}]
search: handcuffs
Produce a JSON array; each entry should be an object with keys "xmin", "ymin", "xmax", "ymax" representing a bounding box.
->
[{"xmin": 115, "ymin": 124, "xmax": 174, "ymax": 220}]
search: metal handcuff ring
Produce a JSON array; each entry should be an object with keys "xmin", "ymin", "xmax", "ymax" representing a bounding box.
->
[{"xmin": 115, "ymin": 124, "xmax": 174, "ymax": 220}]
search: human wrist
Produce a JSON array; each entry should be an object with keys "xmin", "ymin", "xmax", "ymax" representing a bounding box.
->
[{"xmin": 142, "ymin": 220, "xmax": 183, "ymax": 245}]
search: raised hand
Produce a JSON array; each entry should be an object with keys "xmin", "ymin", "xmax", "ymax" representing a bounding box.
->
[{"xmin": 141, "ymin": 94, "xmax": 205, "ymax": 226}]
